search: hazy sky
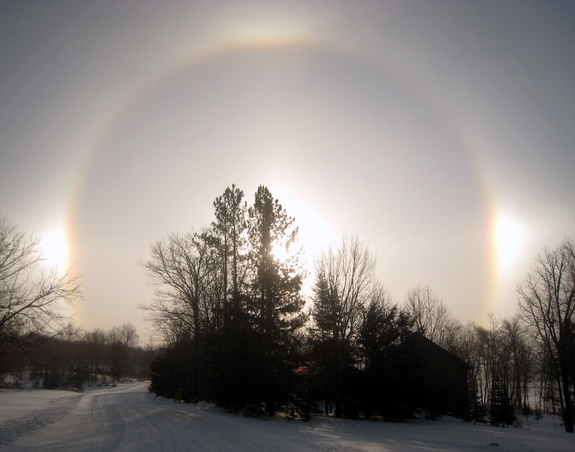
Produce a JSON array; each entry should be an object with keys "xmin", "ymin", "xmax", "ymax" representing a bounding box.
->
[{"xmin": 1, "ymin": 0, "xmax": 574, "ymax": 340}]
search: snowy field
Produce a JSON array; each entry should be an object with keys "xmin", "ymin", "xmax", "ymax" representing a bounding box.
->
[{"xmin": 1, "ymin": 382, "xmax": 574, "ymax": 451}]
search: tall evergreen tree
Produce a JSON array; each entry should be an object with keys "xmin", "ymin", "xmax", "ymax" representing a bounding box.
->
[
  {"xmin": 247, "ymin": 185, "xmax": 306, "ymax": 414},
  {"xmin": 358, "ymin": 294, "xmax": 415, "ymax": 418},
  {"xmin": 143, "ymin": 184, "xmax": 306, "ymax": 413},
  {"xmin": 207, "ymin": 185, "xmax": 258, "ymax": 409},
  {"xmin": 211, "ymin": 184, "xmax": 247, "ymax": 308}
]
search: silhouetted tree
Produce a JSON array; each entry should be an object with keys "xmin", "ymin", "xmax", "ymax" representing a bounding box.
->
[
  {"xmin": 211, "ymin": 184, "xmax": 248, "ymax": 309},
  {"xmin": 82, "ymin": 328, "xmax": 107, "ymax": 382},
  {"xmin": 208, "ymin": 185, "xmax": 255, "ymax": 407},
  {"xmin": 0, "ymin": 217, "xmax": 80, "ymax": 365},
  {"xmin": 469, "ymin": 388, "xmax": 488, "ymax": 424},
  {"xmin": 143, "ymin": 185, "xmax": 306, "ymax": 412},
  {"xmin": 107, "ymin": 323, "xmax": 139, "ymax": 378},
  {"xmin": 246, "ymin": 185, "xmax": 306, "ymax": 415},
  {"xmin": 309, "ymin": 234, "xmax": 376, "ymax": 417},
  {"xmin": 501, "ymin": 316, "xmax": 534, "ymax": 409},
  {"xmin": 490, "ymin": 382, "xmax": 516, "ymax": 427},
  {"xmin": 518, "ymin": 238, "xmax": 575, "ymax": 433},
  {"xmin": 405, "ymin": 285, "xmax": 461, "ymax": 348},
  {"xmin": 142, "ymin": 231, "xmax": 217, "ymax": 343},
  {"xmin": 358, "ymin": 293, "xmax": 415, "ymax": 418}
]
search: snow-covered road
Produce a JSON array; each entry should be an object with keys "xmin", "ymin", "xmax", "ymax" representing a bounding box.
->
[
  {"xmin": 4, "ymin": 382, "xmax": 292, "ymax": 451},
  {"xmin": 2, "ymin": 382, "xmax": 575, "ymax": 451},
  {"xmin": 4, "ymin": 382, "xmax": 349, "ymax": 451}
]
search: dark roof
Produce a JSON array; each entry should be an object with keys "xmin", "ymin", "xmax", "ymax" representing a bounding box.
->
[{"xmin": 400, "ymin": 332, "xmax": 472, "ymax": 370}]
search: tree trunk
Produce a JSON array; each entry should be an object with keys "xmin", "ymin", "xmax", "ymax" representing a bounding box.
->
[{"xmin": 559, "ymin": 352, "xmax": 574, "ymax": 432}]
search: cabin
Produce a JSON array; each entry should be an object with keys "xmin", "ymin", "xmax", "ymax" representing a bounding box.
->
[{"xmin": 397, "ymin": 332, "xmax": 472, "ymax": 418}]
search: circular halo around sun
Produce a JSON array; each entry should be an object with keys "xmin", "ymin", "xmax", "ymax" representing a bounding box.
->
[{"xmin": 70, "ymin": 39, "xmax": 490, "ymax": 325}]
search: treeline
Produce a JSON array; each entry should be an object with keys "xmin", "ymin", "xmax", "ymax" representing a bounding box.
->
[
  {"xmin": 3, "ymin": 323, "xmax": 153, "ymax": 389},
  {"xmin": 143, "ymin": 184, "xmax": 575, "ymax": 432},
  {"xmin": 429, "ymin": 241, "xmax": 575, "ymax": 432},
  {"xmin": 145, "ymin": 184, "xmax": 416, "ymax": 417}
]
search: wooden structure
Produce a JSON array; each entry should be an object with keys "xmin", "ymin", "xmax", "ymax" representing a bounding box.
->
[{"xmin": 398, "ymin": 332, "xmax": 472, "ymax": 418}]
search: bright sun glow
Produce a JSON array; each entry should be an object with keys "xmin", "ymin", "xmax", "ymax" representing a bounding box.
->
[
  {"xmin": 494, "ymin": 211, "xmax": 525, "ymax": 273},
  {"xmin": 40, "ymin": 227, "xmax": 69, "ymax": 273},
  {"xmin": 272, "ymin": 241, "xmax": 292, "ymax": 264},
  {"xmin": 266, "ymin": 184, "xmax": 335, "ymax": 278}
]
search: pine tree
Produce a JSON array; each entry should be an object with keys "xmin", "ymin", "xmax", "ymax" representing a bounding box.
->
[
  {"xmin": 211, "ymin": 184, "xmax": 248, "ymax": 314},
  {"xmin": 247, "ymin": 185, "xmax": 305, "ymax": 415},
  {"xmin": 206, "ymin": 185, "xmax": 277, "ymax": 409},
  {"xmin": 143, "ymin": 184, "xmax": 306, "ymax": 413}
]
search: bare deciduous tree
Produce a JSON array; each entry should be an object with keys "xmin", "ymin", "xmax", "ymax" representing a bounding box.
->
[
  {"xmin": 310, "ymin": 234, "xmax": 377, "ymax": 417},
  {"xmin": 518, "ymin": 238, "xmax": 575, "ymax": 433},
  {"xmin": 107, "ymin": 323, "xmax": 140, "ymax": 378},
  {"xmin": 501, "ymin": 316, "xmax": 534, "ymax": 410},
  {"xmin": 141, "ymin": 230, "xmax": 217, "ymax": 345},
  {"xmin": 312, "ymin": 234, "xmax": 377, "ymax": 346},
  {"xmin": 0, "ymin": 217, "xmax": 79, "ymax": 356},
  {"xmin": 405, "ymin": 285, "xmax": 458, "ymax": 347}
]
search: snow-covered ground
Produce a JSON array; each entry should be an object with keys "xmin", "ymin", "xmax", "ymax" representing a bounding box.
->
[{"xmin": 1, "ymin": 382, "xmax": 574, "ymax": 451}]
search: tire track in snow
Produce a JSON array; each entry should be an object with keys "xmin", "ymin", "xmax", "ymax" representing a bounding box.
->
[
  {"xmin": 86, "ymin": 392, "xmax": 126, "ymax": 451},
  {"xmin": 0, "ymin": 393, "xmax": 82, "ymax": 447}
]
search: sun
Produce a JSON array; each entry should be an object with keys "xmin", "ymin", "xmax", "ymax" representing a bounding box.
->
[
  {"xmin": 493, "ymin": 211, "xmax": 525, "ymax": 274},
  {"xmin": 39, "ymin": 227, "xmax": 69, "ymax": 273}
]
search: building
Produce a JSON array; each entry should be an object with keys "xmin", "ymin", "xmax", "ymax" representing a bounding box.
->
[{"xmin": 398, "ymin": 332, "xmax": 472, "ymax": 418}]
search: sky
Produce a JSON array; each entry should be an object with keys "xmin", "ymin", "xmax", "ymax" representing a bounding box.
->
[{"xmin": 1, "ymin": 0, "xmax": 574, "ymax": 341}]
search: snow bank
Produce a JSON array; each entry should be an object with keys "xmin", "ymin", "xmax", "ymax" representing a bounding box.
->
[{"xmin": 0, "ymin": 388, "xmax": 82, "ymax": 446}]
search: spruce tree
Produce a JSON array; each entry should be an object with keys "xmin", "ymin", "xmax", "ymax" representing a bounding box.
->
[
  {"xmin": 469, "ymin": 388, "xmax": 487, "ymax": 424},
  {"xmin": 490, "ymin": 382, "xmax": 516, "ymax": 427},
  {"xmin": 358, "ymin": 297, "xmax": 415, "ymax": 418}
]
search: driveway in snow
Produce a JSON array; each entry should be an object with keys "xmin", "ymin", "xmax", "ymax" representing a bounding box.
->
[
  {"xmin": 2, "ymin": 382, "xmax": 575, "ymax": 451},
  {"xmin": 3, "ymin": 382, "xmax": 272, "ymax": 451}
]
